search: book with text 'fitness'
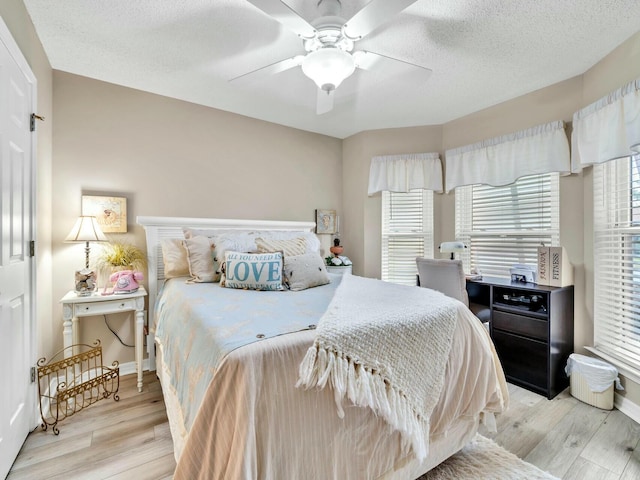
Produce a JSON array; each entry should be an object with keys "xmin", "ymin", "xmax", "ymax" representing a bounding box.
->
[
  {"xmin": 549, "ymin": 246, "xmax": 573, "ymax": 287},
  {"xmin": 537, "ymin": 246, "xmax": 550, "ymax": 286}
]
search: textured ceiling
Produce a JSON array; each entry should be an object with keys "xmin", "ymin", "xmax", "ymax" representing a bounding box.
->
[{"xmin": 23, "ymin": 0, "xmax": 640, "ymax": 138}]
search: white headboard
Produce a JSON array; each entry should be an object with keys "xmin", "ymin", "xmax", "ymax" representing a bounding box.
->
[{"xmin": 136, "ymin": 215, "xmax": 316, "ymax": 343}]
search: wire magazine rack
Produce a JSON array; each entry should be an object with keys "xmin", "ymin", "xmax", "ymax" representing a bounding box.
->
[{"xmin": 37, "ymin": 340, "xmax": 119, "ymax": 434}]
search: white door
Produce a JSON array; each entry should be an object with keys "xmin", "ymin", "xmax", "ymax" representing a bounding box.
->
[{"xmin": 0, "ymin": 19, "xmax": 36, "ymax": 480}]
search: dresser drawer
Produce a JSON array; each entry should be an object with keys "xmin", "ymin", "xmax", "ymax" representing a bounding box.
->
[
  {"xmin": 73, "ymin": 298, "xmax": 136, "ymax": 316},
  {"xmin": 492, "ymin": 309, "xmax": 548, "ymax": 341},
  {"xmin": 493, "ymin": 286, "xmax": 548, "ymax": 314},
  {"xmin": 492, "ymin": 330, "xmax": 547, "ymax": 392}
]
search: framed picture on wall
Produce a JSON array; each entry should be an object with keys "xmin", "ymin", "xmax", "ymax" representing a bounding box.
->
[
  {"xmin": 81, "ymin": 195, "xmax": 127, "ymax": 233},
  {"xmin": 315, "ymin": 209, "xmax": 337, "ymax": 234}
]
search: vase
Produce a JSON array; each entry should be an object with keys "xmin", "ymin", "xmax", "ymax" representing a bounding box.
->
[
  {"xmin": 74, "ymin": 268, "xmax": 97, "ymax": 296},
  {"xmin": 330, "ymin": 245, "xmax": 344, "ymax": 256}
]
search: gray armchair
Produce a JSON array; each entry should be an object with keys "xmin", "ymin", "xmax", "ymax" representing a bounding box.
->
[{"xmin": 416, "ymin": 257, "xmax": 490, "ymax": 326}]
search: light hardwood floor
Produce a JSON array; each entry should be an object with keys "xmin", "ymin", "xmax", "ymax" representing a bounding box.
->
[{"xmin": 7, "ymin": 372, "xmax": 640, "ymax": 479}]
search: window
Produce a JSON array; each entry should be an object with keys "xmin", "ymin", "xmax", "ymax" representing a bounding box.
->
[
  {"xmin": 381, "ymin": 190, "xmax": 434, "ymax": 285},
  {"xmin": 455, "ymin": 173, "xmax": 560, "ymax": 277},
  {"xmin": 593, "ymin": 155, "xmax": 640, "ymax": 370}
]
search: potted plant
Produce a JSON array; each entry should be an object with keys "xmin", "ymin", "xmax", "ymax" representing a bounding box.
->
[{"xmin": 96, "ymin": 240, "xmax": 147, "ymax": 274}]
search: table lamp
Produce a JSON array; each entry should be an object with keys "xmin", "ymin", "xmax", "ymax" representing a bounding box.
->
[{"xmin": 65, "ymin": 216, "xmax": 108, "ymax": 296}]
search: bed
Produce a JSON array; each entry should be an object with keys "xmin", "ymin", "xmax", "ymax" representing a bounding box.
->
[{"xmin": 137, "ymin": 216, "xmax": 508, "ymax": 480}]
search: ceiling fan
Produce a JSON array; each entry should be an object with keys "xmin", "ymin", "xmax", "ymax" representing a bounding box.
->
[{"xmin": 233, "ymin": 0, "xmax": 432, "ymax": 115}]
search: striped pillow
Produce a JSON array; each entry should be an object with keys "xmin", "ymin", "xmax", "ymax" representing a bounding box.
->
[{"xmin": 255, "ymin": 237, "xmax": 307, "ymax": 257}]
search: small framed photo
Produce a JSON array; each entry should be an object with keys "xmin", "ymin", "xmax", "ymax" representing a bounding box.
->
[
  {"xmin": 315, "ymin": 209, "xmax": 337, "ymax": 234},
  {"xmin": 81, "ymin": 195, "xmax": 127, "ymax": 233}
]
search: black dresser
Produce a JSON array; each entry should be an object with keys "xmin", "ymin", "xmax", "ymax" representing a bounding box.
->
[{"xmin": 467, "ymin": 276, "xmax": 574, "ymax": 399}]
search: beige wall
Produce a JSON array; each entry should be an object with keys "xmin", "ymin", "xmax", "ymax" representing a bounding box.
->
[
  {"xmin": 52, "ymin": 71, "xmax": 343, "ymax": 366},
  {"xmin": 0, "ymin": 4, "xmax": 54, "ymax": 360},
  {"xmin": 342, "ymin": 30, "xmax": 640, "ymax": 405}
]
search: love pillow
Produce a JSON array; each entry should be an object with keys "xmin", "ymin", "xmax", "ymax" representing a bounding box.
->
[{"xmin": 223, "ymin": 251, "xmax": 283, "ymax": 291}]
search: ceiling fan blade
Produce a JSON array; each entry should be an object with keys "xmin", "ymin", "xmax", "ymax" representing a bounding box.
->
[
  {"xmin": 343, "ymin": 0, "xmax": 419, "ymax": 40},
  {"xmin": 353, "ymin": 50, "xmax": 432, "ymax": 79},
  {"xmin": 316, "ymin": 88, "xmax": 335, "ymax": 115},
  {"xmin": 246, "ymin": 0, "xmax": 316, "ymax": 39},
  {"xmin": 230, "ymin": 55, "xmax": 304, "ymax": 83}
]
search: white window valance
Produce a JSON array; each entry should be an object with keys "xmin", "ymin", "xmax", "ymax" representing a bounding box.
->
[
  {"xmin": 444, "ymin": 121, "xmax": 570, "ymax": 193},
  {"xmin": 368, "ymin": 152, "xmax": 443, "ymax": 196},
  {"xmin": 571, "ymin": 76, "xmax": 640, "ymax": 172}
]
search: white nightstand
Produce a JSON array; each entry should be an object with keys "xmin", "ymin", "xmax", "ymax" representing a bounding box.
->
[
  {"xmin": 326, "ymin": 265, "xmax": 352, "ymax": 275},
  {"xmin": 60, "ymin": 287, "xmax": 147, "ymax": 392}
]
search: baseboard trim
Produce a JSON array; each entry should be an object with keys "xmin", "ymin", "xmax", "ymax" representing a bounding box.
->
[
  {"xmin": 615, "ymin": 392, "xmax": 640, "ymax": 425},
  {"xmin": 119, "ymin": 359, "xmax": 150, "ymax": 377}
]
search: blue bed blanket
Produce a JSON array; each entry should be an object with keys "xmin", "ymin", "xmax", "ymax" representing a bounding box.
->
[{"xmin": 155, "ymin": 275, "xmax": 342, "ymax": 431}]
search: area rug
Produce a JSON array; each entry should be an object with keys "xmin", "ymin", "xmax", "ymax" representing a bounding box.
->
[{"xmin": 419, "ymin": 434, "xmax": 559, "ymax": 480}]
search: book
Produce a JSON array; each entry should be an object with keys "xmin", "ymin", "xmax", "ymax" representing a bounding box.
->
[
  {"xmin": 549, "ymin": 246, "xmax": 573, "ymax": 287},
  {"xmin": 537, "ymin": 246, "xmax": 550, "ymax": 285}
]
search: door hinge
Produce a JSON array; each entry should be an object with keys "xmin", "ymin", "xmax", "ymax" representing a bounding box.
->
[
  {"xmin": 30, "ymin": 113, "xmax": 45, "ymax": 132},
  {"xmin": 31, "ymin": 366, "xmax": 36, "ymax": 383},
  {"xmin": 29, "ymin": 240, "xmax": 35, "ymax": 257}
]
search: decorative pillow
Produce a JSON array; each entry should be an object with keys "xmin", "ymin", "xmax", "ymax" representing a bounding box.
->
[
  {"xmin": 254, "ymin": 231, "xmax": 321, "ymax": 254},
  {"xmin": 184, "ymin": 228, "xmax": 320, "ymax": 252},
  {"xmin": 209, "ymin": 233, "xmax": 258, "ymax": 284},
  {"xmin": 181, "ymin": 229, "xmax": 321, "ymax": 284},
  {"xmin": 255, "ymin": 237, "xmax": 307, "ymax": 256},
  {"xmin": 223, "ymin": 251, "xmax": 283, "ymax": 291},
  {"xmin": 283, "ymin": 253, "xmax": 330, "ymax": 291},
  {"xmin": 160, "ymin": 239, "xmax": 190, "ymax": 278},
  {"xmin": 183, "ymin": 236, "xmax": 217, "ymax": 282},
  {"xmin": 183, "ymin": 228, "xmax": 249, "ymax": 240}
]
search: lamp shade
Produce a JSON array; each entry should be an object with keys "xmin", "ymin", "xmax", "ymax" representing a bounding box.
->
[
  {"xmin": 439, "ymin": 241, "xmax": 466, "ymax": 254},
  {"xmin": 301, "ymin": 48, "xmax": 356, "ymax": 91},
  {"xmin": 65, "ymin": 216, "xmax": 107, "ymax": 292},
  {"xmin": 440, "ymin": 241, "xmax": 466, "ymax": 260},
  {"xmin": 65, "ymin": 216, "xmax": 108, "ymax": 243}
]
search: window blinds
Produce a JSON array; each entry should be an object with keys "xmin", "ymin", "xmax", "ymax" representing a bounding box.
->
[
  {"xmin": 382, "ymin": 190, "xmax": 434, "ymax": 285},
  {"xmin": 592, "ymin": 156, "xmax": 640, "ymax": 369},
  {"xmin": 455, "ymin": 173, "xmax": 560, "ymax": 277}
]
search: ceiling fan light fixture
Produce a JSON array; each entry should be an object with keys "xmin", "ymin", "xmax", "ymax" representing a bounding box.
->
[{"xmin": 301, "ymin": 48, "xmax": 355, "ymax": 91}]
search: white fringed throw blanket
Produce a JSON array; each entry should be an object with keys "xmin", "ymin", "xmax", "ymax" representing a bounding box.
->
[{"xmin": 297, "ymin": 274, "xmax": 459, "ymax": 461}]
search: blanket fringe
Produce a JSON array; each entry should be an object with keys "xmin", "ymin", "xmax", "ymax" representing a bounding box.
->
[{"xmin": 298, "ymin": 344, "xmax": 430, "ymax": 461}]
